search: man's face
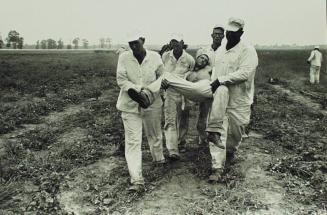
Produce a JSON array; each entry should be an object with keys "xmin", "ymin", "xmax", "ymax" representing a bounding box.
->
[
  {"xmin": 226, "ymin": 30, "xmax": 243, "ymax": 43},
  {"xmin": 196, "ymin": 55, "xmax": 209, "ymax": 68},
  {"xmin": 211, "ymin": 28, "xmax": 224, "ymax": 45},
  {"xmin": 128, "ymin": 39, "xmax": 143, "ymax": 54},
  {"xmin": 170, "ymin": 39, "xmax": 183, "ymax": 52}
]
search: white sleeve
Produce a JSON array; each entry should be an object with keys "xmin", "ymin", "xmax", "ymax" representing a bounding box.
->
[
  {"xmin": 307, "ymin": 51, "xmax": 314, "ymax": 62},
  {"xmin": 116, "ymin": 55, "xmax": 141, "ymax": 92},
  {"xmin": 218, "ymin": 48, "xmax": 258, "ymax": 85}
]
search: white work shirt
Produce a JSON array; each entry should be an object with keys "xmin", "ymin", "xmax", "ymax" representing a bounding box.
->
[
  {"xmin": 213, "ymin": 41, "xmax": 258, "ymax": 123},
  {"xmin": 116, "ymin": 50, "xmax": 164, "ymax": 113},
  {"xmin": 308, "ymin": 50, "xmax": 323, "ymax": 67},
  {"xmin": 162, "ymin": 50, "xmax": 195, "ymax": 78}
]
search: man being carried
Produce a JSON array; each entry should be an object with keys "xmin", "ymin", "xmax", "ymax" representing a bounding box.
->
[{"xmin": 127, "ymin": 54, "xmax": 228, "ymax": 150}]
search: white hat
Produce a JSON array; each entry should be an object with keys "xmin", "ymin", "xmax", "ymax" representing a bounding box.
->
[
  {"xmin": 225, "ymin": 17, "xmax": 245, "ymax": 32},
  {"xmin": 314, "ymin": 45, "xmax": 320, "ymax": 49},
  {"xmin": 126, "ymin": 30, "xmax": 144, "ymax": 43},
  {"xmin": 213, "ymin": 24, "xmax": 225, "ymax": 30},
  {"xmin": 170, "ymin": 33, "xmax": 184, "ymax": 42},
  {"xmin": 196, "ymin": 48, "xmax": 210, "ymax": 60}
]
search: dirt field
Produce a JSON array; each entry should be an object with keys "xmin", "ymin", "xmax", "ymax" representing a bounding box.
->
[{"xmin": 0, "ymin": 49, "xmax": 326, "ymax": 215}]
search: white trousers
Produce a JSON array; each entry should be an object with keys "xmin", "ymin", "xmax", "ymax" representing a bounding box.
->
[
  {"xmin": 208, "ymin": 109, "xmax": 250, "ymax": 169},
  {"xmin": 146, "ymin": 72, "xmax": 213, "ymax": 103},
  {"xmin": 310, "ymin": 65, "xmax": 320, "ymax": 84},
  {"xmin": 121, "ymin": 109, "xmax": 165, "ymax": 185},
  {"xmin": 164, "ymin": 91, "xmax": 189, "ymax": 155},
  {"xmin": 145, "ymin": 72, "xmax": 229, "ymax": 161},
  {"xmin": 197, "ymin": 101, "xmax": 211, "ymax": 143}
]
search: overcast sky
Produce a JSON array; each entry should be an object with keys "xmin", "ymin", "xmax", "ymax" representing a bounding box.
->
[{"xmin": 0, "ymin": 0, "xmax": 326, "ymax": 46}]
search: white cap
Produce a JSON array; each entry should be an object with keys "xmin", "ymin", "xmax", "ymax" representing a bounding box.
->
[
  {"xmin": 126, "ymin": 30, "xmax": 144, "ymax": 43},
  {"xmin": 213, "ymin": 24, "xmax": 225, "ymax": 30},
  {"xmin": 170, "ymin": 33, "xmax": 184, "ymax": 42},
  {"xmin": 225, "ymin": 17, "xmax": 245, "ymax": 32},
  {"xmin": 314, "ymin": 45, "xmax": 320, "ymax": 49},
  {"xmin": 196, "ymin": 48, "xmax": 210, "ymax": 60}
]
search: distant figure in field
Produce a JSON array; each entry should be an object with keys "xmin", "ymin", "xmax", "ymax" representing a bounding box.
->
[{"xmin": 307, "ymin": 46, "xmax": 323, "ymax": 84}]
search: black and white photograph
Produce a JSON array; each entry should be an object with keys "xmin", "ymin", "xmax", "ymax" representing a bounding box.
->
[{"xmin": 0, "ymin": 0, "xmax": 326, "ymax": 214}]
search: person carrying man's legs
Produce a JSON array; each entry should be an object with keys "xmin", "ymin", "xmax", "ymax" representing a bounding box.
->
[{"xmin": 206, "ymin": 17, "xmax": 259, "ymax": 182}]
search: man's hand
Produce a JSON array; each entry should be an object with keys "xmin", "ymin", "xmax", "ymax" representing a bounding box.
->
[
  {"xmin": 210, "ymin": 78, "xmax": 220, "ymax": 93},
  {"xmin": 161, "ymin": 79, "xmax": 169, "ymax": 90}
]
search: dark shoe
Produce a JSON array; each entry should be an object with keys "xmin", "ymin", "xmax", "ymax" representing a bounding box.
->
[
  {"xmin": 198, "ymin": 137, "xmax": 208, "ymax": 146},
  {"xmin": 112, "ymin": 144, "xmax": 125, "ymax": 157},
  {"xmin": 226, "ymin": 151, "xmax": 236, "ymax": 165},
  {"xmin": 208, "ymin": 168, "xmax": 224, "ymax": 183},
  {"xmin": 153, "ymin": 159, "xmax": 167, "ymax": 167},
  {"xmin": 168, "ymin": 154, "xmax": 180, "ymax": 162},
  {"xmin": 179, "ymin": 140, "xmax": 187, "ymax": 153},
  {"xmin": 127, "ymin": 184, "xmax": 145, "ymax": 193},
  {"xmin": 207, "ymin": 132, "xmax": 225, "ymax": 149},
  {"xmin": 127, "ymin": 88, "xmax": 150, "ymax": 109}
]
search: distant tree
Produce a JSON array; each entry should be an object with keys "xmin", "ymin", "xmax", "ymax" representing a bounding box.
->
[
  {"xmin": 40, "ymin": 40, "xmax": 47, "ymax": 49},
  {"xmin": 57, "ymin": 39, "xmax": 64, "ymax": 49},
  {"xmin": 47, "ymin": 38, "xmax": 57, "ymax": 49},
  {"xmin": 0, "ymin": 39, "xmax": 3, "ymax": 49},
  {"xmin": 6, "ymin": 30, "xmax": 21, "ymax": 49},
  {"xmin": 82, "ymin": 39, "xmax": 88, "ymax": 49},
  {"xmin": 72, "ymin": 37, "xmax": 79, "ymax": 49},
  {"xmin": 99, "ymin": 38, "xmax": 105, "ymax": 48},
  {"xmin": 35, "ymin": 40, "xmax": 40, "ymax": 49},
  {"xmin": 105, "ymin": 37, "xmax": 111, "ymax": 48},
  {"xmin": 67, "ymin": 44, "xmax": 72, "ymax": 49},
  {"xmin": 17, "ymin": 37, "xmax": 24, "ymax": 49}
]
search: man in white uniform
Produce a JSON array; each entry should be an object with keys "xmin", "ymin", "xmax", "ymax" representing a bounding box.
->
[
  {"xmin": 162, "ymin": 35, "xmax": 195, "ymax": 160},
  {"xmin": 116, "ymin": 31, "xmax": 165, "ymax": 192},
  {"xmin": 207, "ymin": 17, "xmax": 259, "ymax": 182},
  {"xmin": 307, "ymin": 46, "xmax": 323, "ymax": 84},
  {"xmin": 196, "ymin": 24, "xmax": 225, "ymax": 145}
]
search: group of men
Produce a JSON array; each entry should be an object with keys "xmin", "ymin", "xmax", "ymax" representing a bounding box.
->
[{"xmin": 116, "ymin": 17, "xmax": 259, "ymax": 192}]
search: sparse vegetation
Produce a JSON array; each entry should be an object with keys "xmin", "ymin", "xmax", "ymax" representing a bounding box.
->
[{"xmin": 0, "ymin": 49, "xmax": 326, "ymax": 214}]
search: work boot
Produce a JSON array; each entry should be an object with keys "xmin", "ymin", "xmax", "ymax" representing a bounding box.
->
[
  {"xmin": 208, "ymin": 168, "xmax": 224, "ymax": 183},
  {"xmin": 127, "ymin": 184, "xmax": 145, "ymax": 193},
  {"xmin": 168, "ymin": 154, "xmax": 181, "ymax": 162},
  {"xmin": 127, "ymin": 88, "xmax": 151, "ymax": 109},
  {"xmin": 226, "ymin": 151, "xmax": 236, "ymax": 165},
  {"xmin": 207, "ymin": 132, "xmax": 225, "ymax": 149},
  {"xmin": 198, "ymin": 137, "xmax": 208, "ymax": 146},
  {"xmin": 179, "ymin": 140, "xmax": 187, "ymax": 153},
  {"xmin": 153, "ymin": 159, "xmax": 167, "ymax": 167}
]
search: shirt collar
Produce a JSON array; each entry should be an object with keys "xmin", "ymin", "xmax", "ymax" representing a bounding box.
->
[
  {"xmin": 169, "ymin": 49, "xmax": 186, "ymax": 61},
  {"xmin": 128, "ymin": 49, "xmax": 149, "ymax": 64},
  {"xmin": 225, "ymin": 41, "xmax": 243, "ymax": 53}
]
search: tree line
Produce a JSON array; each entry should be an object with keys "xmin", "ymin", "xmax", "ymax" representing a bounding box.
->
[
  {"xmin": 0, "ymin": 30, "xmax": 112, "ymax": 49},
  {"xmin": 0, "ymin": 30, "xmax": 24, "ymax": 49}
]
